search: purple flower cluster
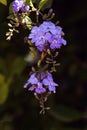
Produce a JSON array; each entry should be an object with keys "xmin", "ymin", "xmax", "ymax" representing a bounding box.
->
[
  {"xmin": 24, "ymin": 72, "xmax": 58, "ymax": 94},
  {"xmin": 29, "ymin": 21, "xmax": 67, "ymax": 51},
  {"xmin": 7, "ymin": 0, "xmax": 67, "ymax": 112},
  {"xmin": 12, "ymin": 0, "xmax": 30, "ymax": 13}
]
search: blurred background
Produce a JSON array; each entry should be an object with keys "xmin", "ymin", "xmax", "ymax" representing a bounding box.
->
[{"xmin": 0, "ymin": 0, "xmax": 87, "ymax": 130}]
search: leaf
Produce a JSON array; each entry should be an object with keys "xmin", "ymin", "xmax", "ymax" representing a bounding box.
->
[
  {"xmin": 0, "ymin": 75, "xmax": 12, "ymax": 104},
  {"xmin": 39, "ymin": 0, "xmax": 48, "ymax": 10},
  {"xmin": 24, "ymin": 50, "xmax": 39, "ymax": 64},
  {"xmin": 0, "ymin": 0, "xmax": 7, "ymax": 5},
  {"xmin": 49, "ymin": 105, "xmax": 83, "ymax": 122},
  {"xmin": 0, "ymin": 59, "xmax": 5, "ymax": 73},
  {"xmin": 0, "ymin": 115, "xmax": 13, "ymax": 130},
  {"xmin": 9, "ymin": 2, "xmax": 13, "ymax": 15},
  {"xmin": 49, "ymin": 126, "xmax": 80, "ymax": 130},
  {"xmin": 22, "ymin": 16, "xmax": 32, "ymax": 29},
  {"xmin": 0, "ymin": 4, "xmax": 8, "ymax": 23},
  {"xmin": 25, "ymin": 0, "xmax": 36, "ymax": 10},
  {"xmin": 0, "ymin": 74, "xmax": 5, "ymax": 84},
  {"xmin": 11, "ymin": 57, "xmax": 27, "ymax": 76},
  {"xmin": 41, "ymin": 0, "xmax": 53, "ymax": 10},
  {"xmin": 25, "ymin": 0, "xmax": 36, "ymax": 4},
  {"xmin": 0, "ymin": 83, "xmax": 9, "ymax": 104}
]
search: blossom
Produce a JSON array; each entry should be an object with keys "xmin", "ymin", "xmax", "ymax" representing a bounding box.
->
[
  {"xmin": 23, "ymin": 5, "xmax": 30, "ymax": 11},
  {"xmin": 24, "ymin": 73, "xmax": 46, "ymax": 94},
  {"xmin": 24, "ymin": 73, "xmax": 38, "ymax": 88},
  {"xmin": 35, "ymin": 82, "xmax": 46, "ymax": 94},
  {"xmin": 39, "ymin": 21, "xmax": 57, "ymax": 35},
  {"xmin": 28, "ymin": 21, "xmax": 67, "ymax": 51},
  {"xmin": 50, "ymin": 36, "xmax": 67, "ymax": 49},
  {"xmin": 24, "ymin": 72, "xmax": 58, "ymax": 94},
  {"xmin": 12, "ymin": 0, "xmax": 30, "ymax": 13},
  {"xmin": 29, "ymin": 82, "xmax": 46, "ymax": 94},
  {"xmin": 42, "ymin": 73, "xmax": 58, "ymax": 93},
  {"xmin": 29, "ymin": 27, "xmax": 46, "ymax": 51}
]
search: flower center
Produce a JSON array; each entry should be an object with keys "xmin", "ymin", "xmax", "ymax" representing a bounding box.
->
[
  {"xmin": 39, "ymin": 36, "xmax": 44, "ymax": 40},
  {"xmin": 53, "ymin": 39, "xmax": 57, "ymax": 44}
]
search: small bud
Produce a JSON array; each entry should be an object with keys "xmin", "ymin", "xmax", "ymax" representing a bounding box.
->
[
  {"xmin": 32, "ymin": 66, "xmax": 36, "ymax": 72},
  {"xmin": 14, "ymin": 29, "xmax": 19, "ymax": 33},
  {"xmin": 8, "ymin": 23, "xmax": 12, "ymax": 27},
  {"xmin": 47, "ymin": 49, "xmax": 51, "ymax": 55},
  {"xmin": 54, "ymin": 51, "xmax": 59, "ymax": 57},
  {"xmin": 6, "ymin": 36, "xmax": 11, "ymax": 40},
  {"xmin": 53, "ymin": 61, "xmax": 56, "ymax": 64},
  {"xmin": 9, "ymin": 29, "xmax": 13, "ymax": 32},
  {"xmin": 46, "ymin": 60, "xmax": 52, "ymax": 64},
  {"xmin": 48, "ymin": 9, "xmax": 53, "ymax": 14},
  {"xmin": 6, "ymin": 32, "xmax": 10, "ymax": 36},
  {"xmin": 46, "ymin": 57, "xmax": 53, "ymax": 61}
]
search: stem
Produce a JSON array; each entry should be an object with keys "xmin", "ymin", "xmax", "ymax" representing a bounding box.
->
[
  {"xmin": 36, "ymin": 10, "xmax": 39, "ymax": 24},
  {"xmin": 37, "ymin": 51, "xmax": 47, "ymax": 68}
]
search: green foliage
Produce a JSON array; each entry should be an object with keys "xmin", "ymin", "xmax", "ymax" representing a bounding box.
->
[
  {"xmin": 40, "ymin": 0, "xmax": 53, "ymax": 10},
  {"xmin": 0, "ymin": 4, "xmax": 8, "ymax": 24},
  {"xmin": 0, "ymin": 56, "xmax": 27, "ymax": 104},
  {"xmin": 25, "ymin": 0, "xmax": 52, "ymax": 10},
  {"xmin": 39, "ymin": 0, "xmax": 48, "ymax": 10},
  {"xmin": 49, "ymin": 105, "xmax": 83, "ymax": 122},
  {"xmin": 10, "ymin": 57, "xmax": 27, "ymax": 76},
  {"xmin": 0, "ymin": 0, "xmax": 7, "ymax": 6},
  {"xmin": 0, "ymin": 74, "xmax": 12, "ymax": 104},
  {"xmin": 25, "ymin": 0, "xmax": 36, "ymax": 4},
  {"xmin": 22, "ymin": 16, "xmax": 32, "ymax": 29},
  {"xmin": 0, "ymin": 59, "xmax": 5, "ymax": 73},
  {"xmin": 0, "ymin": 115, "xmax": 13, "ymax": 130},
  {"xmin": 25, "ymin": 0, "xmax": 36, "ymax": 10},
  {"xmin": 8, "ymin": 2, "xmax": 13, "ymax": 15}
]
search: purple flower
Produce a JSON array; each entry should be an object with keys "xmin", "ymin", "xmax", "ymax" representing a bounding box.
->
[
  {"xmin": 24, "ymin": 73, "xmax": 38, "ymax": 88},
  {"xmin": 12, "ymin": 0, "xmax": 30, "ymax": 13},
  {"xmin": 28, "ymin": 21, "xmax": 67, "ymax": 51},
  {"xmin": 35, "ymin": 82, "xmax": 46, "ymax": 94},
  {"xmin": 28, "ymin": 73, "xmax": 38, "ymax": 84},
  {"xmin": 29, "ymin": 27, "xmax": 46, "ymax": 51},
  {"xmin": 24, "ymin": 72, "xmax": 58, "ymax": 94},
  {"xmin": 29, "ymin": 85, "xmax": 35, "ymax": 91},
  {"xmin": 24, "ymin": 73, "xmax": 46, "ymax": 94},
  {"xmin": 50, "ymin": 36, "xmax": 67, "ymax": 49},
  {"xmin": 39, "ymin": 21, "xmax": 56, "ymax": 34},
  {"xmin": 29, "ymin": 83, "xmax": 46, "ymax": 94},
  {"xmin": 43, "ymin": 73, "xmax": 58, "ymax": 93},
  {"xmin": 23, "ymin": 5, "xmax": 30, "ymax": 11}
]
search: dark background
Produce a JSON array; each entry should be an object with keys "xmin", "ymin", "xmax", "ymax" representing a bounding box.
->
[{"xmin": 0, "ymin": 0, "xmax": 87, "ymax": 129}]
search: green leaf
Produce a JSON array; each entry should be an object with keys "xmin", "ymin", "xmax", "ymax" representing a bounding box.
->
[
  {"xmin": 25, "ymin": 0, "xmax": 36, "ymax": 10},
  {"xmin": 11, "ymin": 57, "xmax": 27, "ymax": 76},
  {"xmin": 39, "ymin": 0, "xmax": 48, "ymax": 10},
  {"xmin": 41, "ymin": 0, "xmax": 53, "ymax": 10},
  {"xmin": 25, "ymin": 0, "xmax": 36, "ymax": 4},
  {"xmin": 9, "ymin": 2, "xmax": 13, "ymax": 15},
  {"xmin": 0, "ymin": 115, "xmax": 13, "ymax": 130},
  {"xmin": 49, "ymin": 126, "xmax": 80, "ymax": 130},
  {"xmin": 0, "ymin": 83, "xmax": 9, "ymax": 104},
  {"xmin": 0, "ymin": 4, "xmax": 8, "ymax": 23},
  {"xmin": 0, "ymin": 74, "xmax": 5, "ymax": 84},
  {"xmin": 0, "ymin": 75, "xmax": 12, "ymax": 104},
  {"xmin": 49, "ymin": 105, "xmax": 83, "ymax": 122},
  {"xmin": 0, "ymin": 0, "xmax": 7, "ymax": 5},
  {"xmin": 0, "ymin": 59, "xmax": 5, "ymax": 73},
  {"xmin": 22, "ymin": 16, "xmax": 32, "ymax": 29}
]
